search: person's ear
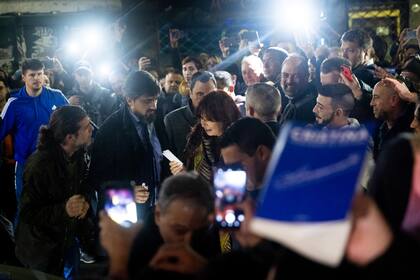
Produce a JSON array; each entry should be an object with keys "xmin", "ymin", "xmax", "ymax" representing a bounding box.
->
[
  {"xmin": 154, "ymin": 204, "xmax": 161, "ymax": 225},
  {"xmin": 126, "ymin": 97, "xmax": 134, "ymax": 108},
  {"xmin": 246, "ymin": 105, "xmax": 255, "ymax": 117},
  {"xmin": 362, "ymin": 48, "xmax": 369, "ymax": 62},
  {"xmin": 256, "ymin": 145, "xmax": 271, "ymax": 162},
  {"xmin": 63, "ymin": 134, "xmax": 75, "ymax": 145},
  {"xmin": 390, "ymin": 94, "xmax": 399, "ymax": 107},
  {"xmin": 335, "ymin": 108, "xmax": 344, "ymax": 117},
  {"xmin": 231, "ymin": 74, "xmax": 237, "ymax": 87}
]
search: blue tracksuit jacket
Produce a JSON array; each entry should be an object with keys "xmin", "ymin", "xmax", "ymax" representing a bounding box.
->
[{"xmin": 0, "ymin": 86, "xmax": 68, "ymax": 163}]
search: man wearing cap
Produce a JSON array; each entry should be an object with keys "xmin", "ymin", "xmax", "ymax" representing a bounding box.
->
[{"xmin": 68, "ymin": 64, "xmax": 116, "ymax": 126}]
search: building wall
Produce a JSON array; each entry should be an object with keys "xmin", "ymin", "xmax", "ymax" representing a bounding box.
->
[
  {"xmin": 0, "ymin": 0, "xmax": 124, "ymax": 72},
  {"xmin": 0, "ymin": 0, "xmax": 121, "ymax": 14},
  {"xmin": 410, "ymin": 0, "xmax": 420, "ymax": 28}
]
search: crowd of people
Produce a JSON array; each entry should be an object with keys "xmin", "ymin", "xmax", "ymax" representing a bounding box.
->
[{"xmin": 0, "ymin": 19, "xmax": 420, "ymax": 279}]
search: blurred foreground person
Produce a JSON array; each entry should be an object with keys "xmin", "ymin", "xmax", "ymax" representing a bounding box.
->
[{"xmin": 100, "ymin": 172, "xmax": 220, "ymax": 279}]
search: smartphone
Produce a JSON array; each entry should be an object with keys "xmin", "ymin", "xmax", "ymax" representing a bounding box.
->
[
  {"xmin": 341, "ymin": 65, "xmax": 353, "ymax": 82},
  {"xmin": 220, "ymin": 36, "xmax": 234, "ymax": 48},
  {"xmin": 405, "ymin": 30, "xmax": 417, "ymax": 41},
  {"xmin": 214, "ymin": 163, "xmax": 247, "ymax": 229},
  {"xmin": 385, "ymin": 67, "xmax": 397, "ymax": 75},
  {"xmin": 242, "ymin": 30, "xmax": 258, "ymax": 42},
  {"xmin": 104, "ymin": 188, "xmax": 137, "ymax": 227}
]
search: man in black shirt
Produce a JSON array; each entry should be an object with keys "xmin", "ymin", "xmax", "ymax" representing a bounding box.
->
[
  {"xmin": 279, "ymin": 54, "xmax": 317, "ymax": 126},
  {"xmin": 320, "ymin": 57, "xmax": 374, "ymax": 123},
  {"xmin": 341, "ymin": 29, "xmax": 379, "ymax": 88},
  {"xmin": 99, "ymin": 172, "xmax": 220, "ymax": 279},
  {"xmin": 68, "ymin": 65, "xmax": 116, "ymax": 126},
  {"xmin": 90, "ymin": 71, "xmax": 163, "ymax": 221},
  {"xmin": 15, "ymin": 106, "xmax": 94, "ymax": 278},
  {"xmin": 370, "ymin": 80, "xmax": 414, "ymax": 160}
]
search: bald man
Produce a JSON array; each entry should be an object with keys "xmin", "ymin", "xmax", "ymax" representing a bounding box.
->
[
  {"xmin": 279, "ymin": 54, "xmax": 317, "ymax": 126},
  {"xmin": 370, "ymin": 80, "xmax": 414, "ymax": 160}
]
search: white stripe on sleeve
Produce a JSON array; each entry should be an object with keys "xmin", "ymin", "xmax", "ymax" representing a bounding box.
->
[{"xmin": 1, "ymin": 97, "xmax": 17, "ymax": 119}]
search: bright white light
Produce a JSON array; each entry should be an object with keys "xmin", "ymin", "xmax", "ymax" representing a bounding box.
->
[
  {"xmin": 82, "ymin": 26, "xmax": 102, "ymax": 49},
  {"xmin": 108, "ymin": 202, "xmax": 137, "ymax": 227},
  {"xmin": 66, "ymin": 41, "xmax": 80, "ymax": 55},
  {"xmin": 99, "ymin": 63, "xmax": 111, "ymax": 76},
  {"xmin": 283, "ymin": 3, "xmax": 315, "ymax": 31},
  {"xmin": 272, "ymin": 0, "xmax": 318, "ymax": 32},
  {"xmin": 225, "ymin": 211, "xmax": 236, "ymax": 224},
  {"xmin": 214, "ymin": 169, "xmax": 247, "ymax": 190}
]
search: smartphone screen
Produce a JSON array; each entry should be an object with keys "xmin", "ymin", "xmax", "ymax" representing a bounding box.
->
[
  {"xmin": 341, "ymin": 65, "xmax": 353, "ymax": 82},
  {"xmin": 214, "ymin": 164, "xmax": 247, "ymax": 229},
  {"xmin": 405, "ymin": 30, "xmax": 417, "ymax": 40},
  {"xmin": 385, "ymin": 67, "xmax": 397, "ymax": 75},
  {"xmin": 104, "ymin": 188, "xmax": 137, "ymax": 227}
]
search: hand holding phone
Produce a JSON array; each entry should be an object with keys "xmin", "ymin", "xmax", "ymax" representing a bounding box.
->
[
  {"xmin": 404, "ymin": 30, "xmax": 417, "ymax": 41},
  {"xmin": 169, "ymin": 29, "xmax": 184, "ymax": 48},
  {"xmin": 104, "ymin": 188, "xmax": 137, "ymax": 227},
  {"xmin": 134, "ymin": 183, "xmax": 150, "ymax": 204},
  {"xmin": 214, "ymin": 163, "xmax": 247, "ymax": 230},
  {"xmin": 138, "ymin": 57, "xmax": 151, "ymax": 71},
  {"xmin": 99, "ymin": 211, "xmax": 141, "ymax": 276},
  {"xmin": 232, "ymin": 198, "xmax": 262, "ymax": 248},
  {"xmin": 219, "ymin": 37, "xmax": 235, "ymax": 57},
  {"xmin": 339, "ymin": 66, "xmax": 363, "ymax": 100},
  {"xmin": 341, "ymin": 65, "xmax": 353, "ymax": 82}
]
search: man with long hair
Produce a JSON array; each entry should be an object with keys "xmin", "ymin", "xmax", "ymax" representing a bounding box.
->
[{"xmin": 15, "ymin": 105, "xmax": 94, "ymax": 279}]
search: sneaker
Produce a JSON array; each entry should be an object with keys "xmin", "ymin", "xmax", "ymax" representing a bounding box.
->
[{"xmin": 80, "ymin": 250, "xmax": 96, "ymax": 264}]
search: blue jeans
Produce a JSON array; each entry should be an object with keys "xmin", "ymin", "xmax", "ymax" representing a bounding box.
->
[
  {"xmin": 15, "ymin": 161, "xmax": 24, "ymax": 203},
  {"xmin": 63, "ymin": 239, "xmax": 80, "ymax": 280},
  {"xmin": 14, "ymin": 161, "xmax": 24, "ymax": 228}
]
